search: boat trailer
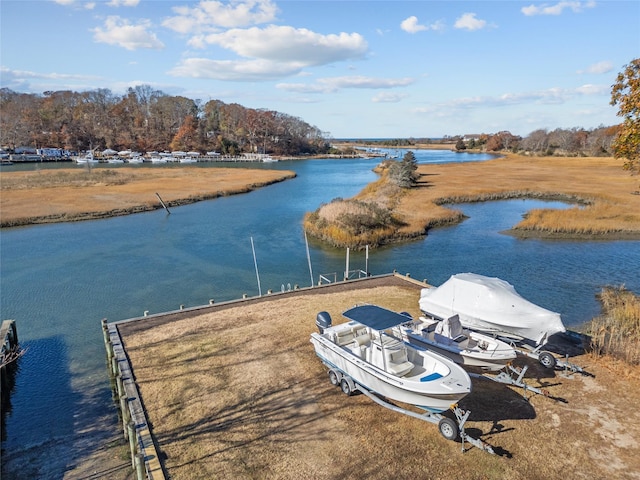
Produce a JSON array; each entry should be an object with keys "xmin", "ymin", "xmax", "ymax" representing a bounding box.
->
[
  {"xmin": 470, "ymin": 364, "xmax": 552, "ymax": 399},
  {"xmin": 511, "ymin": 342, "xmax": 586, "ymax": 374},
  {"xmin": 324, "ymin": 366, "xmax": 495, "ymax": 455}
]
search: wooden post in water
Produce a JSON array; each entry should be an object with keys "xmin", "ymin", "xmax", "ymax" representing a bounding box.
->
[
  {"xmin": 121, "ymin": 394, "xmax": 130, "ymax": 439},
  {"xmin": 155, "ymin": 192, "xmax": 171, "ymax": 214},
  {"xmin": 135, "ymin": 453, "xmax": 145, "ymax": 480},
  {"xmin": 127, "ymin": 421, "xmax": 137, "ymax": 469}
]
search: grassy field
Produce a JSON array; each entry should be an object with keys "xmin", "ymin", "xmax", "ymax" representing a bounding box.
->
[
  {"xmin": 0, "ymin": 167, "xmax": 296, "ymax": 227},
  {"xmin": 113, "ymin": 275, "xmax": 640, "ymax": 480},
  {"xmin": 306, "ymin": 154, "xmax": 640, "ymax": 248}
]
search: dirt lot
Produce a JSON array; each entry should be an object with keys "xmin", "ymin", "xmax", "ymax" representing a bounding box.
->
[{"xmin": 114, "ymin": 275, "xmax": 640, "ymax": 480}]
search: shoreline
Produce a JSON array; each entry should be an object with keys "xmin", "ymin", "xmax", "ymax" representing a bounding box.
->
[
  {"xmin": 502, "ymin": 228, "xmax": 640, "ymax": 241},
  {"xmin": 305, "ymin": 153, "xmax": 640, "ymax": 247},
  {"xmin": 2, "ymin": 156, "xmax": 639, "ymax": 243},
  {"xmin": 0, "ymin": 167, "xmax": 296, "ymax": 228}
]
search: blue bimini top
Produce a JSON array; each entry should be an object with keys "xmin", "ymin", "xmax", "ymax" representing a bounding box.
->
[{"xmin": 342, "ymin": 305, "xmax": 410, "ymax": 331}]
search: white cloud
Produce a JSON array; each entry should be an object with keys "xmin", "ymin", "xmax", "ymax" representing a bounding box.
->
[
  {"xmin": 107, "ymin": 0, "xmax": 140, "ymax": 6},
  {"xmin": 53, "ymin": 0, "xmax": 96, "ymax": 9},
  {"xmin": 168, "ymin": 58, "xmax": 305, "ymax": 81},
  {"xmin": 401, "ymin": 16, "xmax": 427, "ymax": 34},
  {"xmin": 414, "ymin": 84, "xmax": 608, "ymax": 114},
  {"xmin": 170, "ymin": 24, "xmax": 367, "ymax": 82},
  {"xmin": 521, "ymin": 1, "xmax": 596, "ymax": 16},
  {"xmin": 0, "ymin": 66, "xmax": 103, "ymax": 92},
  {"xmin": 92, "ymin": 16, "xmax": 164, "ymax": 50},
  {"xmin": 0, "ymin": 66, "xmax": 99, "ymax": 82},
  {"xmin": 400, "ymin": 16, "xmax": 444, "ymax": 34},
  {"xmin": 163, "ymin": 0, "xmax": 277, "ymax": 34},
  {"xmin": 277, "ymin": 76, "xmax": 414, "ymax": 94},
  {"xmin": 197, "ymin": 26, "xmax": 367, "ymax": 65},
  {"xmin": 575, "ymin": 84, "xmax": 609, "ymax": 95},
  {"xmin": 577, "ymin": 61, "xmax": 614, "ymax": 75},
  {"xmin": 372, "ymin": 92, "xmax": 408, "ymax": 103},
  {"xmin": 454, "ymin": 13, "xmax": 488, "ymax": 31}
]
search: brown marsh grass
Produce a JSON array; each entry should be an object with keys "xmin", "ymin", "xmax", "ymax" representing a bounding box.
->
[
  {"xmin": 0, "ymin": 167, "xmax": 296, "ymax": 227},
  {"xmin": 587, "ymin": 286, "xmax": 640, "ymax": 364},
  {"xmin": 306, "ymin": 154, "xmax": 640, "ymax": 247},
  {"xmin": 399, "ymin": 154, "xmax": 640, "ymax": 239}
]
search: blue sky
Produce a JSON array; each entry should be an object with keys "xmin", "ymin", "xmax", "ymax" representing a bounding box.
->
[{"xmin": 1, "ymin": 0, "xmax": 639, "ymax": 138}]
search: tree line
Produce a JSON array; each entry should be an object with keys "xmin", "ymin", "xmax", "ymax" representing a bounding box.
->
[
  {"xmin": 454, "ymin": 125, "xmax": 620, "ymax": 157},
  {"xmin": 0, "ymin": 85, "xmax": 330, "ymax": 156},
  {"xmin": 346, "ymin": 127, "xmax": 618, "ymax": 157}
]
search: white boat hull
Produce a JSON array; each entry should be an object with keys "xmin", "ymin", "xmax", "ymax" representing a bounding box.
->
[
  {"xmin": 396, "ymin": 326, "xmax": 516, "ymax": 372},
  {"xmin": 311, "ymin": 326, "xmax": 470, "ymax": 413}
]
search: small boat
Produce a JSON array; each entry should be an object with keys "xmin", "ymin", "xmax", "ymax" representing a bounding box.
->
[
  {"xmin": 149, "ymin": 156, "xmax": 167, "ymax": 164},
  {"xmin": 179, "ymin": 157, "xmax": 198, "ymax": 163},
  {"xmin": 262, "ymin": 156, "xmax": 278, "ymax": 162},
  {"xmin": 126, "ymin": 157, "xmax": 143, "ymax": 164},
  {"xmin": 392, "ymin": 313, "xmax": 517, "ymax": 371},
  {"xmin": 419, "ymin": 273, "xmax": 566, "ymax": 345},
  {"xmin": 75, "ymin": 152, "xmax": 98, "ymax": 164},
  {"xmin": 310, "ymin": 304, "xmax": 471, "ymax": 413},
  {"xmin": 107, "ymin": 158, "xmax": 124, "ymax": 164}
]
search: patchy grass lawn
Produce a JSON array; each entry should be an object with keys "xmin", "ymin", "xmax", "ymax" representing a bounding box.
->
[{"xmin": 118, "ymin": 276, "xmax": 640, "ymax": 480}]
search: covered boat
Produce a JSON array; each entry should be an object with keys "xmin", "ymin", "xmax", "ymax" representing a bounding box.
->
[
  {"xmin": 419, "ymin": 273, "xmax": 566, "ymax": 345},
  {"xmin": 310, "ymin": 305, "xmax": 471, "ymax": 413}
]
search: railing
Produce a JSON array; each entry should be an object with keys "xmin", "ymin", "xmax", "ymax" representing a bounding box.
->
[{"xmin": 318, "ymin": 269, "xmax": 369, "ymax": 285}]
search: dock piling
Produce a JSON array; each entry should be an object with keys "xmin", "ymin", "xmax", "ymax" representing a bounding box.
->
[{"xmin": 155, "ymin": 192, "xmax": 171, "ymax": 214}]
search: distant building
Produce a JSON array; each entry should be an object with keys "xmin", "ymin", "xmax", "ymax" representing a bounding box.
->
[
  {"xmin": 462, "ymin": 134, "xmax": 483, "ymax": 143},
  {"xmin": 36, "ymin": 147, "xmax": 69, "ymax": 157}
]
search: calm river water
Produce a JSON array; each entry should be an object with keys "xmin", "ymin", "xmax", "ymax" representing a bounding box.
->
[{"xmin": 1, "ymin": 150, "xmax": 639, "ymax": 475}]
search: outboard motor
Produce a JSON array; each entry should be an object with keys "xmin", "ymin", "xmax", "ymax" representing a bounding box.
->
[{"xmin": 316, "ymin": 311, "xmax": 332, "ymax": 333}]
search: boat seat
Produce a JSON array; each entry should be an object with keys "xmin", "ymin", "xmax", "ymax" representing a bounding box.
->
[
  {"xmin": 387, "ymin": 360, "xmax": 414, "ymax": 377},
  {"xmin": 352, "ymin": 333, "xmax": 371, "ymax": 346},
  {"xmin": 386, "ymin": 349, "xmax": 414, "ymax": 376},
  {"xmin": 335, "ymin": 330, "xmax": 355, "ymax": 346},
  {"xmin": 421, "ymin": 323, "xmax": 437, "ymax": 333}
]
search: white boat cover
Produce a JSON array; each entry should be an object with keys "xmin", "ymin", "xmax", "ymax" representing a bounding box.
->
[{"xmin": 419, "ymin": 273, "xmax": 566, "ymax": 345}]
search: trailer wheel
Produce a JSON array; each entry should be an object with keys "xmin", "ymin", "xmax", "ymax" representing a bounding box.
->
[
  {"xmin": 438, "ymin": 417, "xmax": 460, "ymax": 441},
  {"xmin": 538, "ymin": 351, "xmax": 556, "ymax": 369},
  {"xmin": 340, "ymin": 378, "xmax": 353, "ymax": 396},
  {"xmin": 328, "ymin": 370, "xmax": 340, "ymax": 386}
]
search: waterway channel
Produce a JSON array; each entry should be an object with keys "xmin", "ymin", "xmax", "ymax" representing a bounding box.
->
[{"xmin": 1, "ymin": 150, "xmax": 639, "ymax": 476}]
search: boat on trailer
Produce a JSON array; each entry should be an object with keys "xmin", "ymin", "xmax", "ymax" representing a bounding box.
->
[
  {"xmin": 310, "ymin": 304, "xmax": 471, "ymax": 413},
  {"xmin": 418, "ymin": 273, "xmax": 585, "ymax": 370},
  {"xmin": 419, "ymin": 273, "xmax": 566, "ymax": 346},
  {"xmin": 392, "ymin": 313, "xmax": 518, "ymax": 371}
]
